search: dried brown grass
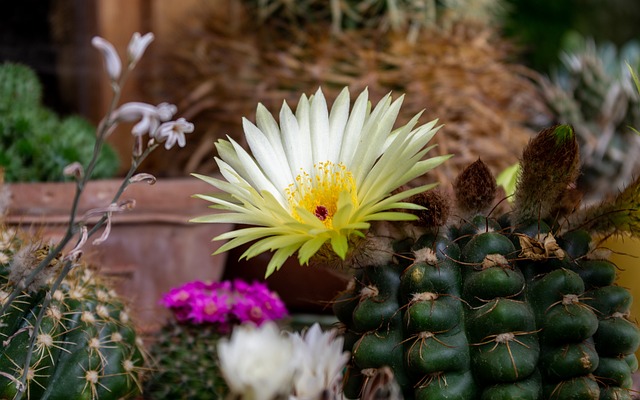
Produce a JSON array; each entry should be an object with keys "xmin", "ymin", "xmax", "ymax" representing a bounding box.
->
[{"xmin": 145, "ymin": 1, "xmax": 551, "ymax": 189}]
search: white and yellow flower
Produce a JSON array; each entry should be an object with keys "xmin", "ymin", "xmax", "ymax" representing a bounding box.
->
[
  {"xmin": 217, "ymin": 322, "xmax": 297, "ymax": 400},
  {"xmin": 289, "ymin": 323, "xmax": 350, "ymax": 400},
  {"xmin": 192, "ymin": 87, "xmax": 448, "ymax": 277}
]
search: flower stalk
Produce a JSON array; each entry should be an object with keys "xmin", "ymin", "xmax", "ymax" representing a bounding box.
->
[{"xmin": 1, "ymin": 32, "xmax": 193, "ymax": 400}]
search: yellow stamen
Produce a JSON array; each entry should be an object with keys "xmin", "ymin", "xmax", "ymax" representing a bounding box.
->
[{"xmin": 285, "ymin": 161, "xmax": 357, "ymax": 228}]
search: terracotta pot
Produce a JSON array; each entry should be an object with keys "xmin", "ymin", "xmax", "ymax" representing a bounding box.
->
[
  {"xmin": 223, "ymin": 244, "xmax": 350, "ymax": 315},
  {"xmin": 4, "ymin": 177, "xmax": 231, "ymax": 333}
]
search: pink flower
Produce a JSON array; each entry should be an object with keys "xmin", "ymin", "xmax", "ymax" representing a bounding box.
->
[
  {"xmin": 160, "ymin": 279, "xmax": 287, "ymax": 331},
  {"xmin": 189, "ymin": 294, "xmax": 231, "ymax": 324}
]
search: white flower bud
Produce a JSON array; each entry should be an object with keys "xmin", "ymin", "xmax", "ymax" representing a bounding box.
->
[
  {"xmin": 156, "ymin": 103, "xmax": 178, "ymax": 121},
  {"xmin": 91, "ymin": 36, "xmax": 122, "ymax": 82},
  {"xmin": 129, "ymin": 173, "xmax": 157, "ymax": 185},
  {"xmin": 127, "ymin": 32, "xmax": 154, "ymax": 68}
]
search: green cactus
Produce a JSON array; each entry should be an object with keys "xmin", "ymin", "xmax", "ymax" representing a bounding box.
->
[
  {"xmin": 0, "ymin": 227, "xmax": 147, "ymax": 399},
  {"xmin": 0, "ymin": 62, "xmax": 119, "ymax": 182},
  {"xmin": 334, "ymin": 124, "xmax": 640, "ymax": 399},
  {"xmin": 0, "ymin": 63, "xmax": 42, "ymax": 115}
]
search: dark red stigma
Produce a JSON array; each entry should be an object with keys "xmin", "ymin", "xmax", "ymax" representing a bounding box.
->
[{"xmin": 314, "ymin": 205, "xmax": 329, "ymax": 221}]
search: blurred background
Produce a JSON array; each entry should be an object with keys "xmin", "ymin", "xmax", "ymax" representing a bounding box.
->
[
  {"xmin": 2, "ymin": 0, "xmax": 640, "ymax": 321},
  {"xmin": 1, "ymin": 0, "xmax": 639, "ymax": 191}
]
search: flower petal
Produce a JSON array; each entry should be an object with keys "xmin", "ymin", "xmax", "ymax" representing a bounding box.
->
[
  {"xmin": 281, "ymin": 100, "xmax": 312, "ymax": 178},
  {"xmin": 338, "ymin": 88, "xmax": 370, "ymax": 166},
  {"xmin": 243, "ymin": 118, "xmax": 293, "ymax": 192},
  {"xmin": 327, "ymin": 87, "xmax": 350, "ymax": 163},
  {"xmin": 92, "ymin": 36, "xmax": 122, "ymax": 81},
  {"xmin": 310, "ymin": 88, "xmax": 331, "ymax": 165}
]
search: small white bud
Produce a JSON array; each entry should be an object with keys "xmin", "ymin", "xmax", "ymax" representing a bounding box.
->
[
  {"xmin": 91, "ymin": 36, "xmax": 122, "ymax": 82},
  {"xmin": 127, "ymin": 32, "xmax": 154, "ymax": 68}
]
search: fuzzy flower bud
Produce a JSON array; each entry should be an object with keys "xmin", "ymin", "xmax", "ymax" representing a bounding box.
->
[
  {"xmin": 514, "ymin": 124, "xmax": 579, "ymax": 224},
  {"xmin": 454, "ymin": 158, "xmax": 497, "ymax": 220}
]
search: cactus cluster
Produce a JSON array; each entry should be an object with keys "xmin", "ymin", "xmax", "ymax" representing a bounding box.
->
[
  {"xmin": 334, "ymin": 125, "xmax": 640, "ymax": 399},
  {"xmin": 0, "ymin": 227, "xmax": 146, "ymax": 400}
]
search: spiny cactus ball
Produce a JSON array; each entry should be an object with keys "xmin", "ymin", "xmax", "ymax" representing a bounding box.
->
[{"xmin": 0, "ymin": 227, "xmax": 147, "ymax": 400}]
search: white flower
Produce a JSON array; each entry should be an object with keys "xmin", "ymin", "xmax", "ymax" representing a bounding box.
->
[
  {"xmin": 192, "ymin": 87, "xmax": 449, "ymax": 276},
  {"xmin": 127, "ymin": 32, "xmax": 154, "ymax": 68},
  {"xmin": 218, "ymin": 322, "xmax": 298, "ymax": 400},
  {"xmin": 155, "ymin": 118, "xmax": 194, "ymax": 149},
  {"xmin": 290, "ymin": 324, "xmax": 350, "ymax": 400},
  {"xmin": 112, "ymin": 102, "xmax": 177, "ymax": 136},
  {"xmin": 91, "ymin": 36, "xmax": 122, "ymax": 82}
]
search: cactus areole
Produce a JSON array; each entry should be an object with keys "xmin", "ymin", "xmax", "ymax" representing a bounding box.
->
[
  {"xmin": 334, "ymin": 125, "xmax": 640, "ymax": 400},
  {"xmin": 0, "ymin": 231, "xmax": 146, "ymax": 400}
]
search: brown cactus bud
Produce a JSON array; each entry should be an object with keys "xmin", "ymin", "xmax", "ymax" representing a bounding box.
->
[
  {"xmin": 453, "ymin": 158, "xmax": 497, "ymax": 219},
  {"xmin": 407, "ymin": 188, "xmax": 452, "ymax": 228}
]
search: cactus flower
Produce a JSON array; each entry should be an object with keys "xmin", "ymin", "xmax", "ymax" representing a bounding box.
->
[
  {"xmin": 217, "ymin": 322, "xmax": 298, "ymax": 400},
  {"xmin": 290, "ymin": 324, "xmax": 350, "ymax": 400},
  {"xmin": 192, "ymin": 87, "xmax": 448, "ymax": 276}
]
